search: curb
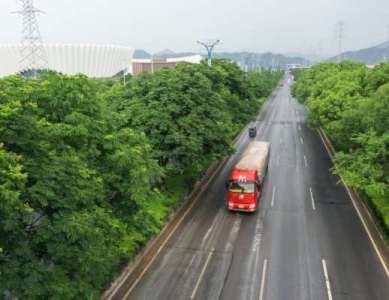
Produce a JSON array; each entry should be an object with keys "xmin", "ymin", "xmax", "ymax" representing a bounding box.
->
[
  {"xmin": 102, "ymin": 84, "xmax": 282, "ymax": 300},
  {"xmin": 317, "ymin": 128, "xmax": 389, "ymax": 278}
]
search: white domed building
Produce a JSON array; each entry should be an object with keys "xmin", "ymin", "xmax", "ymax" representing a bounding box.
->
[{"xmin": 0, "ymin": 44, "xmax": 134, "ymax": 78}]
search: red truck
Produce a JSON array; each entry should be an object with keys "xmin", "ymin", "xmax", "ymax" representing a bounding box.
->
[{"xmin": 226, "ymin": 141, "xmax": 270, "ymax": 212}]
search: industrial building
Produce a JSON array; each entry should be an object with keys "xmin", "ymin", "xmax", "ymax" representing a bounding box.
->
[
  {"xmin": 0, "ymin": 44, "xmax": 134, "ymax": 78},
  {"xmin": 131, "ymin": 55, "xmax": 202, "ymax": 75}
]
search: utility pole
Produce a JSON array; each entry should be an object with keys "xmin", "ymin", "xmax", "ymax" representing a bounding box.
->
[
  {"xmin": 336, "ymin": 21, "xmax": 344, "ymax": 62},
  {"xmin": 197, "ymin": 39, "xmax": 220, "ymax": 66},
  {"xmin": 13, "ymin": 0, "xmax": 48, "ymax": 77}
]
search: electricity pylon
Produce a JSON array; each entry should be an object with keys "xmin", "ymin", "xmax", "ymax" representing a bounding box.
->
[{"xmin": 14, "ymin": 0, "xmax": 48, "ymax": 76}]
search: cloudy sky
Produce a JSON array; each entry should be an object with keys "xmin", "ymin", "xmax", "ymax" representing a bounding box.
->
[{"xmin": 1, "ymin": 0, "xmax": 388, "ymax": 57}]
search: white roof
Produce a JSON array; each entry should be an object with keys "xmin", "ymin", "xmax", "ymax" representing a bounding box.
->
[
  {"xmin": 166, "ymin": 55, "xmax": 203, "ymax": 64},
  {"xmin": 0, "ymin": 43, "xmax": 134, "ymax": 78},
  {"xmin": 132, "ymin": 55, "xmax": 203, "ymax": 65}
]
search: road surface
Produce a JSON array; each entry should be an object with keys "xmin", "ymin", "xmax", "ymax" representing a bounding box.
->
[{"xmin": 114, "ymin": 74, "xmax": 389, "ymax": 300}]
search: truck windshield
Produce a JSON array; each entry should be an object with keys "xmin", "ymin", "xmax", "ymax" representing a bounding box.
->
[{"xmin": 229, "ymin": 181, "xmax": 255, "ymax": 193}]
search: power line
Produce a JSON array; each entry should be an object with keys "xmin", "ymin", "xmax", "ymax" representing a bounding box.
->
[
  {"xmin": 197, "ymin": 39, "xmax": 220, "ymax": 67},
  {"xmin": 13, "ymin": 0, "xmax": 48, "ymax": 76}
]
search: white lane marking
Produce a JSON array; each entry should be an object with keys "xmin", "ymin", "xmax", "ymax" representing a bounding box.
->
[
  {"xmin": 182, "ymin": 254, "xmax": 198, "ymax": 278},
  {"xmin": 322, "ymin": 259, "xmax": 333, "ymax": 300},
  {"xmin": 317, "ymin": 130, "xmax": 389, "ymax": 278},
  {"xmin": 226, "ymin": 217, "xmax": 242, "ymax": 252},
  {"xmin": 202, "ymin": 225, "xmax": 214, "ymax": 245},
  {"xmin": 251, "ymin": 217, "xmax": 263, "ymax": 252},
  {"xmin": 120, "ymin": 165, "xmax": 221, "ymax": 299},
  {"xmin": 188, "ymin": 255, "xmax": 197, "ymax": 269},
  {"xmin": 310, "ymin": 187, "xmax": 316, "ymax": 210},
  {"xmin": 298, "ymin": 125, "xmax": 302, "ymax": 131},
  {"xmin": 200, "ymin": 211, "xmax": 221, "ymax": 248},
  {"xmin": 191, "ymin": 248, "xmax": 215, "ymax": 299},
  {"xmin": 304, "ymin": 155, "xmax": 308, "ymax": 168},
  {"xmin": 271, "ymin": 186, "xmax": 276, "ymax": 207},
  {"xmin": 300, "ymin": 137, "xmax": 304, "ymax": 145},
  {"xmin": 258, "ymin": 259, "xmax": 268, "ymax": 300}
]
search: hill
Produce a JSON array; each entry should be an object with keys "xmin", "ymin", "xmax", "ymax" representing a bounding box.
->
[
  {"xmin": 214, "ymin": 52, "xmax": 309, "ymax": 70},
  {"xmin": 331, "ymin": 41, "xmax": 389, "ymax": 64},
  {"xmin": 133, "ymin": 49, "xmax": 309, "ymax": 69},
  {"xmin": 133, "ymin": 49, "xmax": 151, "ymax": 59}
]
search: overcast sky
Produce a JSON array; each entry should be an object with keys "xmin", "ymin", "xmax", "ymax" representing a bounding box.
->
[{"xmin": 1, "ymin": 0, "xmax": 388, "ymax": 57}]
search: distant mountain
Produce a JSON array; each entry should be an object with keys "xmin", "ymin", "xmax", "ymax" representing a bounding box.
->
[
  {"xmin": 214, "ymin": 52, "xmax": 310, "ymax": 70},
  {"xmin": 133, "ymin": 49, "xmax": 151, "ymax": 59},
  {"xmin": 134, "ymin": 49, "xmax": 197, "ymax": 59},
  {"xmin": 154, "ymin": 49, "xmax": 176, "ymax": 57},
  {"xmin": 154, "ymin": 49, "xmax": 197, "ymax": 59},
  {"xmin": 375, "ymin": 40, "xmax": 389, "ymax": 49},
  {"xmin": 330, "ymin": 41, "xmax": 389, "ymax": 64},
  {"xmin": 133, "ymin": 49, "xmax": 309, "ymax": 69}
]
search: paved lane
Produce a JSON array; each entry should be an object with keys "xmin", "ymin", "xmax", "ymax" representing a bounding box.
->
[{"xmin": 122, "ymin": 75, "xmax": 389, "ymax": 300}]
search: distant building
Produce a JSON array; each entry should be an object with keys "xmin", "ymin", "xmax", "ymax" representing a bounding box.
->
[
  {"xmin": 286, "ymin": 63, "xmax": 305, "ymax": 69},
  {"xmin": 0, "ymin": 44, "xmax": 134, "ymax": 78},
  {"xmin": 131, "ymin": 55, "xmax": 202, "ymax": 75}
]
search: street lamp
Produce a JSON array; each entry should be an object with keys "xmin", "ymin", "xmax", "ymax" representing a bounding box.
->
[{"xmin": 197, "ymin": 39, "xmax": 220, "ymax": 67}]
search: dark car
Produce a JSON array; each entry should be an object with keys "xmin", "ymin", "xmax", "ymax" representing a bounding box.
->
[{"xmin": 248, "ymin": 126, "xmax": 257, "ymax": 138}]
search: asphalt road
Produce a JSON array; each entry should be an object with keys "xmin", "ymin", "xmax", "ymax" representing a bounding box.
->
[{"xmin": 121, "ymin": 74, "xmax": 389, "ymax": 300}]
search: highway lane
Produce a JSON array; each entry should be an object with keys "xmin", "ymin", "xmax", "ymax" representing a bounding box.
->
[{"xmin": 119, "ymin": 75, "xmax": 389, "ymax": 300}]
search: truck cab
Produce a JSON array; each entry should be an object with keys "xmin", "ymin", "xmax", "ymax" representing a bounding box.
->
[
  {"xmin": 226, "ymin": 141, "xmax": 270, "ymax": 213},
  {"xmin": 227, "ymin": 169, "xmax": 261, "ymax": 212}
]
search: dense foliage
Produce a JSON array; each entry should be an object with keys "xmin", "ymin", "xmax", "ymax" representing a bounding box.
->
[
  {"xmin": 0, "ymin": 60, "xmax": 281, "ymax": 299},
  {"xmin": 292, "ymin": 61, "xmax": 389, "ymax": 236}
]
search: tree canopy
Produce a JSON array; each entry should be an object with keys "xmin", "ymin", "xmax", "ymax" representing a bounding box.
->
[
  {"xmin": 292, "ymin": 61, "xmax": 389, "ymax": 236},
  {"xmin": 0, "ymin": 60, "xmax": 282, "ymax": 299}
]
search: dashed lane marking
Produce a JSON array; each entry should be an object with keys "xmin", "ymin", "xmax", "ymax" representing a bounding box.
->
[
  {"xmin": 190, "ymin": 248, "xmax": 215, "ymax": 299},
  {"xmin": 310, "ymin": 187, "xmax": 316, "ymax": 210},
  {"xmin": 258, "ymin": 259, "xmax": 268, "ymax": 300},
  {"xmin": 322, "ymin": 259, "xmax": 333, "ymax": 300}
]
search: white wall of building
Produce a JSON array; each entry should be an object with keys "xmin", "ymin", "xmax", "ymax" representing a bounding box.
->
[
  {"xmin": 0, "ymin": 44, "xmax": 134, "ymax": 78},
  {"xmin": 166, "ymin": 55, "xmax": 203, "ymax": 64}
]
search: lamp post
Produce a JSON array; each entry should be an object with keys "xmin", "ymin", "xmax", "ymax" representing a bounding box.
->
[{"xmin": 197, "ymin": 39, "xmax": 220, "ymax": 67}]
